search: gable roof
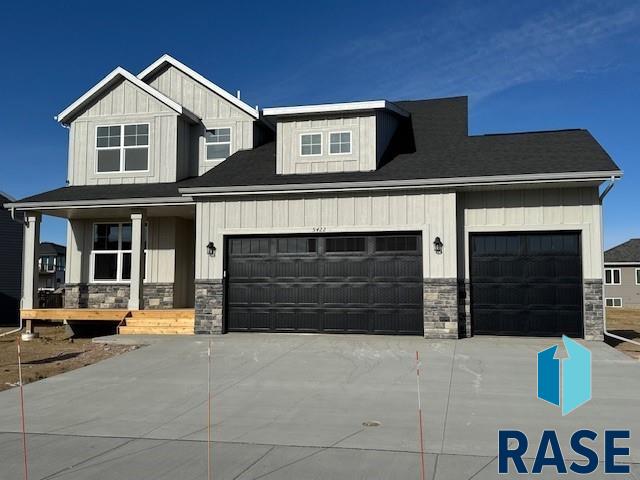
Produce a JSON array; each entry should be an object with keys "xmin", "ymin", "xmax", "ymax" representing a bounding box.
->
[
  {"xmin": 56, "ymin": 67, "xmax": 199, "ymax": 125},
  {"xmin": 138, "ymin": 54, "xmax": 259, "ymax": 119},
  {"xmin": 40, "ymin": 242, "xmax": 66, "ymax": 256},
  {"xmin": 605, "ymin": 239, "xmax": 640, "ymax": 263},
  {"xmin": 179, "ymin": 97, "xmax": 621, "ymax": 193}
]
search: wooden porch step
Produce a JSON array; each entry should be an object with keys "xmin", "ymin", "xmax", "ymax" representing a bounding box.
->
[
  {"xmin": 125, "ymin": 318, "xmax": 195, "ymax": 327},
  {"xmin": 119, "ymin": 326, "xmax": 194, "ymax": 335},
  {"xmin": 128, "ymin": 309, "xmax": 195, "ymax": 320}
]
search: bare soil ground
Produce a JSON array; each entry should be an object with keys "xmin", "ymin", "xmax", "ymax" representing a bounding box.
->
[
  {"xmin": 605, "ymin": 308, "xmax": 640, "ymax": 360},
  {"xmin": 0, "ymin": 325, "xmax": 137, "ymax": 392}
]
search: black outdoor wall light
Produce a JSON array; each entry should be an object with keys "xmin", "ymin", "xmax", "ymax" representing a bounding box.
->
[
  {"xmin": 433, "ymin": 236, "xmax": 443, "ymax": 254},
  {"xmin": 207, "ymin": 241, "xmax": 216, "ymax": 256}
]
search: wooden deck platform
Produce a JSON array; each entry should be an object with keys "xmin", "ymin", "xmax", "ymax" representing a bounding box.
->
[{"xmin": 20, "ymin": 308, "xmax": 195, "ymax": 335}]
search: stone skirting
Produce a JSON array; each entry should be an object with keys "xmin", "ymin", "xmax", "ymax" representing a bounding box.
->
[
  {"xmin": 143, "ymin": 283, "xmax": 174, "ymax": 309},
  {"xmin": 195, "ymin": 280, "xmax": 224, "ymax": 334},
  {"xmin": 423, "ymin": 279, "xmax": 459, "ymax": 339},
  {"xmin": 584, "ymin": 279, "xmax": 604, "ymax": 341},
  {"xmin": 64, "ymin": 283, "xmax": 130, "ymax": 309}
]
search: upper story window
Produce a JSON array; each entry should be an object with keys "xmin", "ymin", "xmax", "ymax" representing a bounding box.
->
[
  {"xmin": 605, "ymin": 268, "xmax": 621, "ymax": 285},
  {"xmin": 329, "ymin": 131, "xmax": 352, "ymax": 155},
  {"xmin": 300, "ymin": 133, "xmax": 322, "ymax": 156},
  {"xmin": 636, "ymin": 268, "xmax": 640, "ymax": 285},
  {"xmin": 96, "ymin": 124, "xmax": 149, "ymax": 173},
  {"xmin": 205, "ymin": 128, "xmax": 231, "ymax": 160}
]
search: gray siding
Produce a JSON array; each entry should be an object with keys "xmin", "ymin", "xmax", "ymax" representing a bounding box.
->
[
  {"xmin": 462, "ymin": 187, "xmax": 603, "ymax": 279},
  {"xmin": 0, "ymin": 198, "xmax": 23, "ymax": 322},
  {"xmin": 195, "ymin": 190, "xmax": 458, "ymax": 281},
  {"xmin": 68, "ymin": 79, "xmax": 182, "ymax": 185},
  {"xmin": 147, "ymin": 65, "xmax": 257, "ymax": 175},
  {"xmin": 275, "ymin": 112, "xmax": 400, "ymax": 175},
  {"xmin": 604, "ymin": 265, "xmax": 640, "ymax": 308}
]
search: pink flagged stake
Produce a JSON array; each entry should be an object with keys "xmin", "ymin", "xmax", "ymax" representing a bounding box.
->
[
  {"xmin": 416, "ymin": 351, "xmax": 425, "ymax": 480},
  {"xmin": 17, "ymin": 338, "xmax": 29, "ymax": 480}
]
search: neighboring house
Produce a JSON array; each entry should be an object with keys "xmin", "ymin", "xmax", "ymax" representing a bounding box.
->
[
  {"xmin": 604, "ymin": 239, "xmax": 640, "ymax": 308},
  {"xmin": 4, "ymin": 54, "xmax": 622, "ymax": 340},
  {"xmin": 38, "ymin": 242, "xmax": 66, "ymax": 291},
  {"xmin": 0, "ymin": 192, "xmax": 23, "ymax": 324}
]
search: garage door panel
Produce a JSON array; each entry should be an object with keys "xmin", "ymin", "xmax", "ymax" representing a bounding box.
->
[
  {"xmin": 226, "ymin": 233, "xmax": 423, "ymax": 334},
  {"xmin": 471, "ymin": 232, "xmax": 582, "ymax": 337}
]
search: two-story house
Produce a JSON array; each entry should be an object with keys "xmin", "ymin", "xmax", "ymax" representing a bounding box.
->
[
  {"xmin": 0, "ymin": 192, "xmax": 23, "ymax": 325},
  {"xmin": 604, "ymin": 239, "xmax": 640, "ymax": 308},
  {"xmin": 5, "ymin": 54, "xmax": 622, "ymax": 339},
  {"xmin": 38, "ymin": 242, "xmax": 66, "ymax": 291}
]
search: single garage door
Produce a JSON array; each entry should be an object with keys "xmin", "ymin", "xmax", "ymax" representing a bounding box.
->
[
  {"xmin": 470, "ymin": 232, "xmax": 583, "ymax": 337},
  {"xmin": 226, "ymin": 233, "xmax": 423, "ymax": 334}
]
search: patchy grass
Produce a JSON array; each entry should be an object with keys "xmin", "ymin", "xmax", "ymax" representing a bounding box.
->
[
  {"xmin": 0, "ymin": 325, "xmax": 137, "ymax": 391},
  {"xmin": 605, "ymin": 308, "xmax": 640, "ymax": 360}
]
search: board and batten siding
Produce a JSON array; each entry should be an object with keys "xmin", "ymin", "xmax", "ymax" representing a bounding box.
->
[
  {"xmin": 65, "ymin": 218, "xmax": 177, "ymax": 284},
  {"xmin": 147, "ymin": 65, "xmax": 257, "ymax": 175},
  {"xmin": 195, "ymin": 190, "xmax": 458, "ymax": 280},
  {"xmin": 462, "ymin": 187, "xmax": 603, "ymax": 279},
  {"xmin": 67, "ymin": 78, "xmax": 181, "ymax": 186}
]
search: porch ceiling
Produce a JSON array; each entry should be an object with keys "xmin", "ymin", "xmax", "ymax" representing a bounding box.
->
[{"xmin": 28, "ymin": 203, "xmax": 195, "ymax": 220}]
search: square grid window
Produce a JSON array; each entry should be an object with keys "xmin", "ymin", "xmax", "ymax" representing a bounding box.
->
[
  {"xmin": 96, "ymin": 124, "xmax": 149, "ymax": 173},
  {"xmin": 205, "ymin": 128, "xmax": 231, "ymax": 160},
  {"xmin": 300, "ymin": 133, "xmax": 322, "ymax": 156},
  {"xmin": 636, "ymin": 268, "xmax": 640, "ymax": 285},
  {"xmin": 605, "ymin": 268, "xmax": 621, "ymax": 285},
  {"xmin": 329, "ymin": 131, "xmax": 352, "ymax": 155}
]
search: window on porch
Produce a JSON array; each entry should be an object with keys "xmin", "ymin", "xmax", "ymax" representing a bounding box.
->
[{"xmin": 91, "ymin": 223, "xmax": 148, "ymax": 283}]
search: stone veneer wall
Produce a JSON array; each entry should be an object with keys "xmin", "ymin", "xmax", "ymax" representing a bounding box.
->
[
  {"xmin": 194, "ymin": 280, "xmax": 223, "ymax": 334},
  {"xmin": 64, "ymin": 283, "xmax": 130, "ymax": 309},
  {"xmin": 584, "ymin": 279, "xmax": 604, "ymax": 341},
  {"xmin": 423, "ymin": 279, "xmax": 459, "ymax": 339},
  {"xmin": 143, "ymin": 283, "xmax": 174, "ymax": 309}
]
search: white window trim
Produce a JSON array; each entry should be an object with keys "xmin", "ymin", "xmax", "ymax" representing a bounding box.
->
[
  {"xmin": 90, "ymin": 222, "xmax": 130, "ymax": 284},
  {"xmin": 95, "ymin": 123, "xmax": 150, "ymax": 174},
  {"xmin": 605, "ymin": 267, "xmax": 621, "ymax": 285},
  {"xmin": 328, "ymin": 130, "xmax": 352, "ymax": 156},
  {"xmin": 204, "ymin": 126, "xmax": 233, "ymax": 161},
  {"xmin": 299, "ymin": 132, "xmax": 323, "ymax": 157},
  {"xmin": 605, "ymin": 298, "xmax": 623, "ymax": 308},
  {"xmin": 636, "ymin": 268, "xmax": 640, "ymax": 285}
]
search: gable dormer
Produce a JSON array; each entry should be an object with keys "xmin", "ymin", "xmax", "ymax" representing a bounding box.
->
[
  {"xmin": 58, "ymin": 67, "xmax": 199, "ymax": 186},
  {"xmin": 138, "ymin": 55, "xmax": 270, "ymax": 175},
  {"xmin": 263, "ymin": 101, "xmax": 408, "ymax": 175}
]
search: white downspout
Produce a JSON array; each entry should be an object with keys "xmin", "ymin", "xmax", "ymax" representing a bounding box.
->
[{"xmin": 599, "ymin": 176, "xmax": 640, "ymax": 347}]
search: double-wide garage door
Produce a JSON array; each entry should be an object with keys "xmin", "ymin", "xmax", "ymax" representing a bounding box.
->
[
  {"xmin": 226, "ymin": 233, "xmax": 423, "ymax": 334},
  {"xmin": 470, "ymin": 232, "xmax": 583, "ymax": 337}
]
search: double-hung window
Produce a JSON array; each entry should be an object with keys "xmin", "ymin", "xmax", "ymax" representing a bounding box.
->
[
  {"xmin": 92, "ymin": 223, "xmax": 132, "ymax": 282},
  {"xmin": 96, "ymin": 124, "xmax": 149, "ymax": 173},
  {"xmin": 300, "ymin": 133, "xmax": 322, "ymax": 156},
  {"xmin": 605, "ymin": 298, "xmax": 622, "ymax": 307},
  {"xmin": 205, "ymin": 128, "xmax": 231, "ymax": 160},
  {"xmin": 605, "ymin": 268, "xmax": 621, "ymax": 285},
  {"xmin": 329, "ymin": 131, "xmax": 352, "ymax": 155}
]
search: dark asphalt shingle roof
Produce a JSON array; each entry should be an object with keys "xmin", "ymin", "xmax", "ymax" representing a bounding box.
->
[
  {"xmin": 10, "ymin": 96, "xmax": 621, "ymax": 204},
  {"xmin": 180, "ymin": 97, "xmax": 619, "ymax": 189},
  {"xmin": 12, "ymin": 182, "xmax": 185, "ymax": 204},
  {"xmin": 605, "ymin": 239, "xmax": 640, "ymax": 263},
  {"xmin": 40, "ymin": 242, "xmax": 66, "ymax": 256}
]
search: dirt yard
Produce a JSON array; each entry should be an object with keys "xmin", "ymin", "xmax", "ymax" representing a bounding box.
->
[
  {"xmin": 606, "ymin": 308, "xmax": 640, "ymax": 360},
  {"xmin": 0, "ymin": 325, "xmax": 137, "ymax": 392}
]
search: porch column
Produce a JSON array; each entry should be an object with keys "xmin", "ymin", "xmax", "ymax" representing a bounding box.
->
[
  {"xmin": 128, "ymin": 212, "xmax": 145, "ymax": 310},
  {"xmin": 22, "ymin": 213, "xmax": 41, "ymax": 332}
]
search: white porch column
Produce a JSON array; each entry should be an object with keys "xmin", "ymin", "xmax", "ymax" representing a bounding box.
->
[
  {"xmin": 128, "ymin": 212, "xmax": 145, "ymax": 310},
  {"xmin": 22, "ymin": 213, "xmax": 41, "ymax": 330}
]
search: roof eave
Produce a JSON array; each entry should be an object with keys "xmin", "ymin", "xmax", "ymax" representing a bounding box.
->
[
  {"xmin": 262, "ymin": 100, "xmax": 410, "ymax": 118},
  {"xmin": 179, "ymin": 170, "xmax": 623, "ymax": 196}
]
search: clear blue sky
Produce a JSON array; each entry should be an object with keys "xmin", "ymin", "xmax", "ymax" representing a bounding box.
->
[{"xmin": 1, "ymin": 0, "xmax": 638, "ymax": 248}]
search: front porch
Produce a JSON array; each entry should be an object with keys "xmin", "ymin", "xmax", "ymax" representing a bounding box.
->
[
  {"xmin": 19, "ymin": 201, "xmax": 197, "ymax": 336},
  {"xmin": 21, "ymin": 308, "xmax": 195, "ymax": 335}
]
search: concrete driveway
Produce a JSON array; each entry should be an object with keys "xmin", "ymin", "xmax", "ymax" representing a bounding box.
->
[{"xmin": 0, "ymin": 334, "xmax": 638, "ymax": 479}]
